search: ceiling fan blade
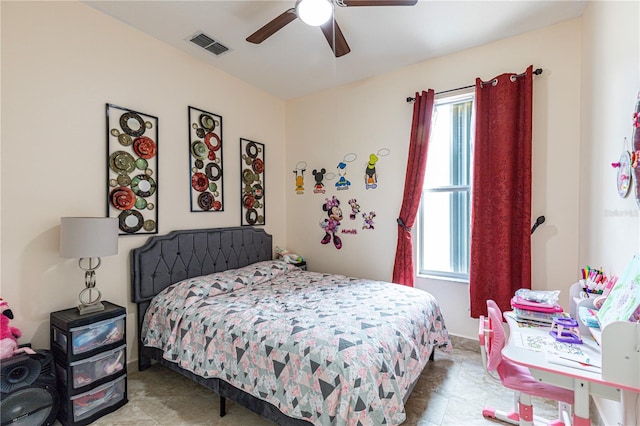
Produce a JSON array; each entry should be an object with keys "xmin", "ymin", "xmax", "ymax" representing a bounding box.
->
[
  {"xmin": 320, "ymin": 18, "xmax": 351, "ymax": 57},
  {"xmin": 246, "ymin": 8, "xmax": 297, "ymax": 44},
  {"xmin": 339, "ymin": 0, "xmax": 418, "ymax": 6}
]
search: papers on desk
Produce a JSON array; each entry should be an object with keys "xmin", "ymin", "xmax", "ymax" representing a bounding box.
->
[
  {"xmin": 546, "ymin": 354, "xmax": 602, "ymax": 373},
  {"xmin": 507, "ymin": 311, "xmax": 559, "ymax": 327},
  {"xmin": 513, "ymin": 332, "xmax": 588, "ymax": 358}
]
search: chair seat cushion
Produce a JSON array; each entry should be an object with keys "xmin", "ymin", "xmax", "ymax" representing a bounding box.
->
[{"xmin": 497, "ymin": 358, "xmax": 574, "ymax": 404}]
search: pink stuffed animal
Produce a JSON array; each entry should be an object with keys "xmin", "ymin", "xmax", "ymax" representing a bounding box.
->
[
  {"xmin": 0, "ymin": 298, "xmax": 33, "ymax": 359},
  {"xmin": 0, "ymin": 298, "xmax": 21, "ymax": 359}
]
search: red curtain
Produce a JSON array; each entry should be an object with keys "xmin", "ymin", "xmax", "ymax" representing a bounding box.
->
[
  {"xmin": 392, "ymin": 90, "xmax": 435, "ymax": 287},
  {"xmin": 469, "ymin": 66, "xmax": 533, "ymax": 318}
]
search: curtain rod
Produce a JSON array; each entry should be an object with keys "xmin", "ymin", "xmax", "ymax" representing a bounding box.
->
[{"xmin": 406, "ymin": 68, "xmax": 543, "ymax": 103}]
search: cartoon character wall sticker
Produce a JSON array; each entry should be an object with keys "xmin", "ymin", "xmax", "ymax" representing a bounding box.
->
[
  {"xmin": 335, "ymin": 162, "xmax": 350, "ymax": 190},
  {"xmin": 348, "ymin": 198, "xmax": 360, "ymax": 220},
  {"xmin": 335, "ymin": 153, "xmax": 357, "ymax": 191},
  {"xmin": 293, "ymin": 161, "xmax": 306, "ymax": 195},
  {"xmin": 296, "ymin": 150, "xmax": 386, "ymax": 244},
  {"xmin": 362, "ymin": 211, "xmax": 376, "ymax": 229},
  {"xmin": 364, "ymin": 148, "xmax": 390, "ymax": 190},
  {"xmin": 312, "ymin": 168, "xmax": 327, "ymax": 194},
  {"xmin": 365, "ymin": 154, "xmax": 378, "ymax": 189},
  {"xmin": 320, "ymin": 196, "xmax": 343, "ymax": 249}
]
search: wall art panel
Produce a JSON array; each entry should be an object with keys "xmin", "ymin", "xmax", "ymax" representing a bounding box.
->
[
  {"xmin": 188, "ymin": 106, "xmax": 224, "ymax": 212},
  {"xmin": 106, "ymin": 103, "xmax": 158, "ymax": 235},
  {"xmin": 240, "ymin": 138, "xmax": 265, "ymax": 226}
]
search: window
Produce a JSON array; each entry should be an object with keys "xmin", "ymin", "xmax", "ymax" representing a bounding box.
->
[{"xmin": 417, "ymin": 91, "xmax": 474, "ymax": 280}]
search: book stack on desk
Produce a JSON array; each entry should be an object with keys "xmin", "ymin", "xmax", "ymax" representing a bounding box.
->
[
  {"xmin": 511, "ymin": 295, "xmax": 564, "ymax": 324},
  {"xmin": 596, "ymin": 254, "xmax": 640, "ymax": 327},
  {"xmin": 575, "ymin": 254, "xmax": 640, "ymax": 349},
  {"xmin": 578, "ymin": 306, "xmax": 600, "ymax": 328}
]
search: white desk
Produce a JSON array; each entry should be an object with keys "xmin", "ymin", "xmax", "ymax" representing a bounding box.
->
[{"xmin": 502, "ymin": 312, "xmax": 640, "ymax": 425}]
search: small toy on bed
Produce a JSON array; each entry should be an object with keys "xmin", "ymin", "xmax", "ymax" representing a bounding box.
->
[{"xmin": 275, "ymin": 246, "xmax": 304, "ymax": 264}]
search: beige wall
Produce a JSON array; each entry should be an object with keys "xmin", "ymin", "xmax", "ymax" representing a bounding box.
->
[
  {"xmin": 2, "ymin": 4, "xmax": 638, "ymax": 413},
  {"xmin": 580, "ymin": 1, "xmax": 640, "ymax": 277},
  {"xmin": 1, "ymin": 1, "xmax": 287, "ymax": 360},
  {"xmin": 286, "ymin": 19, "xmax": 583, "ymax": 339},
  {"xmin": 580, "ymin": 1, "xmax": 639, "ymax": 424}
]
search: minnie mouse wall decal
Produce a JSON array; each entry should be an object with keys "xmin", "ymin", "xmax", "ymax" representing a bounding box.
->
[
  {"xmin": 362, "ymin": 211, "xmax": 376, "ymax": 230},
  {"xmin": 348, "ymin": 198, "xmax": 360, "ymax": 220},
  {"xmin": 320, "ymin": 196, "xmax": 343, "ymax": 249}
]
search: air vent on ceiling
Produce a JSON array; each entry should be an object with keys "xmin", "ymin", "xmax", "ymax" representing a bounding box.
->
[{"xmin": 189, "ymin": 32, "xmax": 230, "ymax": 56}]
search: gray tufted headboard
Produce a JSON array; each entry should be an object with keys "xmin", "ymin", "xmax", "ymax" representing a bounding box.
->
[
  {"xmin": 131, "ymin": 226, "xmax": 273, "ymax": 303},
  {"xmin": 130, "ymin": 226, "xmax": 272, "ymax": 370}
]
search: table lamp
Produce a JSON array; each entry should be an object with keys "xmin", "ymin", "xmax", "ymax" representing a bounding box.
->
[{"xmin": 60, "ymin": 217, "xmax": 118, "ymax": 315}]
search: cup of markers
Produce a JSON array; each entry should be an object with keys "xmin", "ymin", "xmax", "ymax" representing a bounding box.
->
[{"xmin": 579, "ymin": 266, "xmax": 618, "ymax": 298}]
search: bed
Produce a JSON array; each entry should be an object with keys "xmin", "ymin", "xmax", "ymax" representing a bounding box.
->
[{"xmin": 131, "ymin": 227, "xmax": 451, "ymax": 425}]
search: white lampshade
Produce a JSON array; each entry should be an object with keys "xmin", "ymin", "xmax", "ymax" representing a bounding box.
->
[
  {"xmin": 296, "ymin": 0, "xmax": 333, "ymax": 27},
  {"xmin": 60, "ymin": 217, "xmax": 118, "ymax": 258}
]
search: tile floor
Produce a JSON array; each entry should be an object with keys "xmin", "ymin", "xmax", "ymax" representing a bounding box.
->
[{"xmin": 82, "ymin": 336, "xmax": 589, "ymax": 426}]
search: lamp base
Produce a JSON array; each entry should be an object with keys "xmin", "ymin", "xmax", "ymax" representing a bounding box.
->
[
  {"xmin": 77, "ymin": 301, "xmax": 105, "ymax": 315},
  {"xmin": 77, "ymin": 280, "xmax": 103, "ymax": 315}
]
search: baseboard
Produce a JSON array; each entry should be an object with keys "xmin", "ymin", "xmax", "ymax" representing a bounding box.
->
[
  {"xmin": 128, "ymin": 359, "xmax": 139, "ymax": 374},
  {"xmin": 449, "ymin": 334, "xmax": 480, "ymax": 352}
]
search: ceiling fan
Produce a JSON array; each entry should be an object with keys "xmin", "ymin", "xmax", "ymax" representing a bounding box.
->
[{"xmin": 246, "ymin": 0, "xmax": 418, "ymax": 58}]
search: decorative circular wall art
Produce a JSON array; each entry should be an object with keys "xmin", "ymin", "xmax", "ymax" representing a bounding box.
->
[
  {"xmin": 240, "ymin": 138, "xmax": 265, "ymax": 226},
  {"xmin": 612, "ymin": 148, "xmax": 632, "ymax": 198},
  {"xmin": 107, "ymin": 104, "xmax": 158, "ymax": 235},
  {"xmin": 189, "ymin": 106, "xmax": 224, "ymax": 212},
  {"xmin": 632, "ymin": 92, "xmax": 640, "ymax": 208}
]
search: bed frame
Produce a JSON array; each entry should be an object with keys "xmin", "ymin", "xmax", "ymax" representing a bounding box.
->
[
  {"xmin": 131, "ymin": 226, "xmax": 311, "ymax": 425},
  {"xmin": 131, "ymin": 226, "xmax": 433, "ymax": 425}
]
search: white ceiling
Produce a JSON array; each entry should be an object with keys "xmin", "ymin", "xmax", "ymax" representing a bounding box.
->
[{"xmin": 85, "ymin": 0, "xmax": 587, "ymax": 100}]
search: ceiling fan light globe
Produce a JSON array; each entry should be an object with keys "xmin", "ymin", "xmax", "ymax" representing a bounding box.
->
[{"xmin": 296, "ymin": 0, "xmax": 333, "ymax": 27}]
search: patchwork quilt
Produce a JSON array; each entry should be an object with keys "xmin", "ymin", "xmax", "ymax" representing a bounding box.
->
[{"xmin": 142, "ymin": 260, "xmax": 451, "ymax": 425}]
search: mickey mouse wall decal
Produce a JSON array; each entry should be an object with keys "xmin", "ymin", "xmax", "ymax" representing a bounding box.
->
[{"xmin": 312, "ymin": 168, "xmax": 327, "ymax": 194}]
